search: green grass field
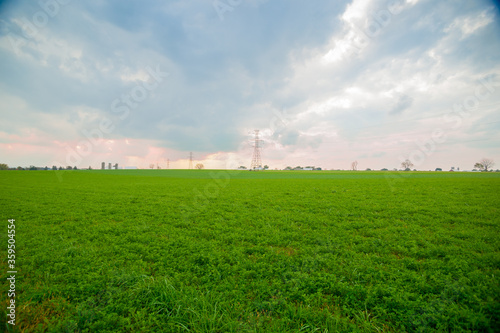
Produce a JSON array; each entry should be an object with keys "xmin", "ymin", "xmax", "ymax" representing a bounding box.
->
[{"xmin": 1, "ymin": 170, "xmax": 499, "ymax": 332}]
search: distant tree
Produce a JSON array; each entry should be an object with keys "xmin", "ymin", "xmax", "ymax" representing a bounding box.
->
[
  {"xmin": 58, "ymin": 166, "xmax": 63, "ymax": 170},
  {"xmin": 238, "ymin": 166, "xmax": 247, "ymax": 170},
  {"xmin": 263, "ymin": 165, "xmax": 269, "ymax": 170},
  {"xmin": 44, "ymin": 166, "xmax": 49, "ymax": 170},
  {"xmin": 284, "ymin": 166, "xmax": 292, "ymax": 170},
  {"xmin": 52, "ymin": 165, "xmax": 57, "ymax": 170},
  {"xmin": 195, "ymin": 163, "xmax": 204, "ymax": 170},
  {"xmin": 435, "ymin": 168, "xmax": 442, "ymax": 171},
  {"xmin": 65, "ymin": 166, "xmax": 72, "ymax": 170},
  {"xmin": 29, "ymin": 165, "xmax": 37, "ymax": 170},
  {"xmin": 366, "ymin": 168, "xmax": 371, "ymax": 171},
  {"xmin": 475, "ymin": 158, "xmax": 494, "ymax": 172},
  {"xmin": 73, "ymin": 166, "xmax": 77, "ymax": 170},
  {"xmin": 315, "ymin": 167, "xmax": 322, "ymax": 171},
  {"xmin": 17, "ymin": 166, "xmax": 24, "ymax": 170},
  {"xmin": 351, "ymin": 161, "xmax": 358, "ymax": 171},
  {"xmin": 401, "ymin": 159, "xmax": 414, "ymax": 170},
  {"xmin": 0, "ymin": 163, "xmax": 8, "ymax": 170},
  {"xmin": 381, "ymin": 168, "xmax": 388, "ymax": 171}
]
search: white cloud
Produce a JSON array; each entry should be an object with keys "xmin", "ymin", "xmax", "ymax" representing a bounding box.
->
[
  {"xmin": 445, "ymin": 9, "xmax": 494, "ymax": 39},
  {"xmin": 341, "ymin": 0, "xmax": 372, "ymax": 23},
  {"xmin": 119, "ymin": 68, "xmax": 150, "ymax": 83}
]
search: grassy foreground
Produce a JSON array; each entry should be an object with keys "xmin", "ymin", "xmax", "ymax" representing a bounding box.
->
[{"xmin": 1, "ymin": 170, "xmax": 499, "ymax": 332}]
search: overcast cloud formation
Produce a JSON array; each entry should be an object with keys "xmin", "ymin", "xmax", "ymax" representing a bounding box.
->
[{"xmin": 0, "ymin": 0, "xmax": 499, "ymax": 170}]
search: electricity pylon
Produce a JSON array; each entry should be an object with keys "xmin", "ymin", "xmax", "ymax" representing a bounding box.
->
[{"xmin": 250, "ymin": 130, "xmax": 263, "ymax": 170}]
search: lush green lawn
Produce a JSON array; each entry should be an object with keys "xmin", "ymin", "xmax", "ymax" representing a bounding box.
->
[{"xmin": 1, "ymin": 170, "xmax": 499, "ymax": 332}]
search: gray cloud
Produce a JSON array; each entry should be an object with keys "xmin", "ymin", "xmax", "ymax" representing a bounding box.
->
[
  {"xmin": 0, "ymin": 0, "xmax": 499, "ymax": 168},
  {"xmin": 390, "ymin": 93, "xmax": 414, "ymax": 115}
]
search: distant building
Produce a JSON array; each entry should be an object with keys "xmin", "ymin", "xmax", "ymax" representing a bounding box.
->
[
  {"xmin": 108, "ymin": 163, "xmax": 111, "ymax": 170},
  {"xmin": 114, "ymin": 163, "xmax": 118, "ymax": 170},
  {"xmin": 101, "ymin": 162, "xmax": 105, "ymax": 170}
]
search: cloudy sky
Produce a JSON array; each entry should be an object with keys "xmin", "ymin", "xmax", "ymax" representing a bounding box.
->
[{"xmin": 1, "ymin": 0, "xmax": 499, "ymax": 170}]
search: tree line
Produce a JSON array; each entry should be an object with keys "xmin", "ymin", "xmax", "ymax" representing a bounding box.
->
[{"xmin": 0, "ymin": 164, "xmax": 79, "ymax": 171}]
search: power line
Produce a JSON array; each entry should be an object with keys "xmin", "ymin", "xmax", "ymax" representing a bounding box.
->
[
  {"xmin": 337, "ymin": 112, "xmax": 500, "ymax": 133},
  {"xmin": 323, "ymin": 119, "xmax": 500, "ymax": 144},
  {"xmin": 320, "ymin": 135, "xmax": 500, "ymax": 154}
]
